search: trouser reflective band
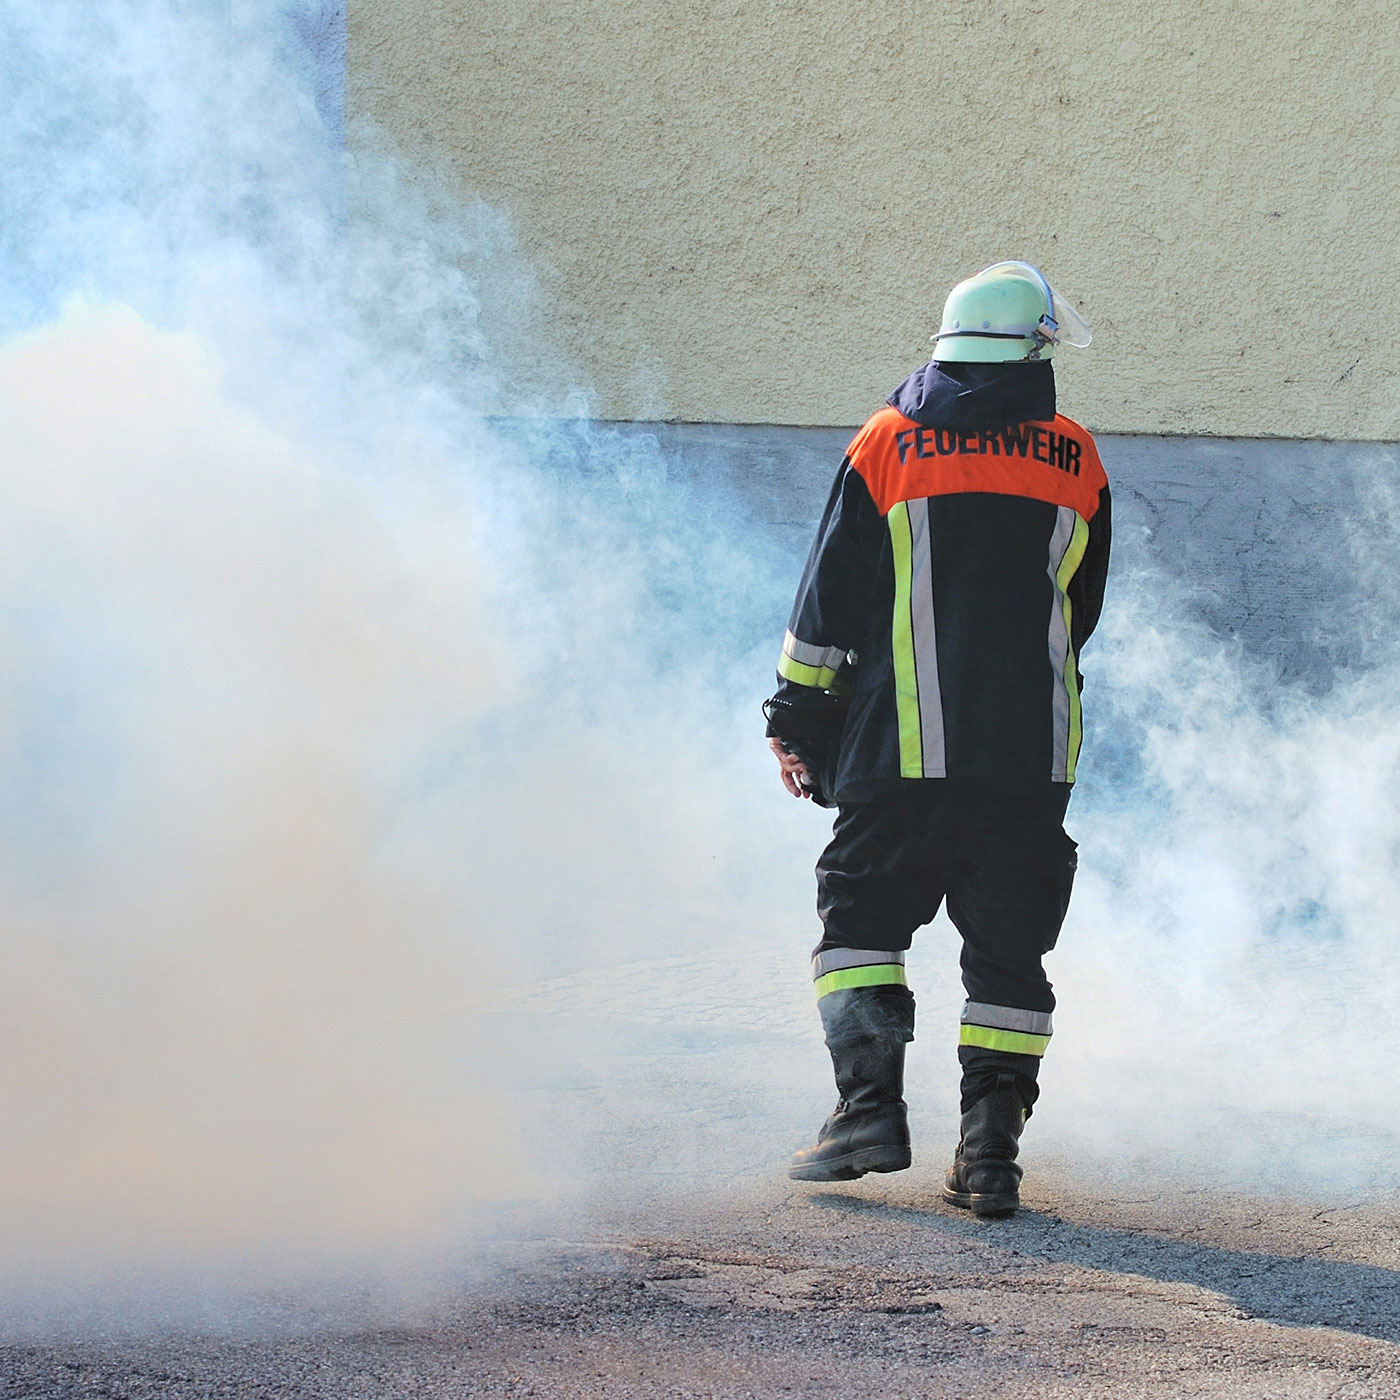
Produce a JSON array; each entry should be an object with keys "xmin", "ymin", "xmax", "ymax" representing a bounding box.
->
[
  {"xmin": 959, "ymin": 1001, "xmax": 1053, "ymax": 1057},
  {"xmin": 812, "ymin": 947, "xmax": 907, "ymax": 1000}
]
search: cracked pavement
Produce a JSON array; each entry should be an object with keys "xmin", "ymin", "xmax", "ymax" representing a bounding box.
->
[{"xmin": 6, "ymin": 1166, "xmax": 1400, "ymax": 1398}]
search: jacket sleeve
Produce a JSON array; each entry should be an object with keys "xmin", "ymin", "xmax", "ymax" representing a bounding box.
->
[
  {"xmin": 1068, "ymin": 483, "xmax": 1111, "ymax": 661},
  {"xmin": 763, "ymin": 458, "xmax": 881, "ymax": 744}
]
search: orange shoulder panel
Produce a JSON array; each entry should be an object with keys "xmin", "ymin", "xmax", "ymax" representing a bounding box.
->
[{"xmin": 848, "ymin": 407, "xmax": 1106, "ymax": 520}]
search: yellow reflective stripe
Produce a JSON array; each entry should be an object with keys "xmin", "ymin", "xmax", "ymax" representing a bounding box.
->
[
  {"xmin": 959, "ymin": 1024, "xmax": 1052, "ymax": 1057},
  {"xmin": 783, "ymin": 629, "xmax": 844, "ymax": 671},
  {"xmin": 777, "ymin": 653, "xmax": 839, "ymax": 688},
  {"xmin": 814, "ymin": 964, "xmax": 909, "ymax": 999},
  {"xmin": 887, "ymin": 501, "xmax": 923, "ymax": 778},
  {"xmin": 1055, "ymin": 514, "xmax": 1090, "ymax": 783}
]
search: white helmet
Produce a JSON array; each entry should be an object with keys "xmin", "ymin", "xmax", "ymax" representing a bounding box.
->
[{"xmin": 932, "ymin": 261, "xmax": 1092, "ymax": 363}]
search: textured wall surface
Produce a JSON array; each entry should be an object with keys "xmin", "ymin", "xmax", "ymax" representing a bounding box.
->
[{"xmin": 350, "ymin": 1, "xmax": 1400, "ymax": 436}]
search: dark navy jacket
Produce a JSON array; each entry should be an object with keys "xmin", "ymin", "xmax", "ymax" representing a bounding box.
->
[{"xmin": 765, "ymin": 361, "xmax": 1111, "ymax": 802}]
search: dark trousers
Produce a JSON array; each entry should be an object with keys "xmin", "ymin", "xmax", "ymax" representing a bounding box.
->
[{"xmin": 814, "ymin": 779, "xmax": 1076, "ymax": 1108}]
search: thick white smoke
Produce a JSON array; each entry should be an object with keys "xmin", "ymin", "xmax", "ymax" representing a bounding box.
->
[
  {"xmin": 1043, "ymin": 502, "xmax": 1400, "ymax": 1192},
  {"xmin": 4, "ymin": 0, "xmax": 1400, "ymax": 1342},
  {"xmin": 0, "ymin": 0, "xmax": 808, "ymax": 1333},
  {"xmin": 1, "ymin": 300, "xmax": 506, "ymax": 1273}
]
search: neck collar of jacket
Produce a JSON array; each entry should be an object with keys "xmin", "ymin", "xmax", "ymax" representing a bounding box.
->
[{"xmin": 886, "ymin": 360, "xmax": 1056, "ymax": 430}]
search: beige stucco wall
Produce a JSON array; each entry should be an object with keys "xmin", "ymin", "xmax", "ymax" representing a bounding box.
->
[{"xmin": 350, "ymin": 1, "xmax": 1400, "ymax": 438}]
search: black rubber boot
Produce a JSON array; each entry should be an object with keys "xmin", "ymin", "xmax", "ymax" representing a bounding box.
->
[
  {"xmin": 941, "ymin": 1073, "xmax": 1027, "ymax": 1217},
  {"xmin": 789, "ymin": 987, "xmax": 914, "ymax": 1182}
]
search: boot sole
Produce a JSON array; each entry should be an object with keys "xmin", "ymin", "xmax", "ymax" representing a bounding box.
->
[
  {"xmin": 788, "ymin": 1144, "xmax": 912, "ymax": 1182},
  {"xmin": 941, "ymin": 1184, "xmax": 1019, "ymax": 1218}
]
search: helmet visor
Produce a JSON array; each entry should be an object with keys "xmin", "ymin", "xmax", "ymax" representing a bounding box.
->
[
  {"xmin": 976, "ymin": 261, "xmax": 1092, "ymax": 348},
  {"xmin": 1049, "ymin": 288, "xmax": 1092, "ymax": 348}
]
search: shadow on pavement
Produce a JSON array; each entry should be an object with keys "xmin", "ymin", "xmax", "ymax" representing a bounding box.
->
[{"xmin": 810, "ymin": 1192, "xmax": 1400, "ymax": 1343}]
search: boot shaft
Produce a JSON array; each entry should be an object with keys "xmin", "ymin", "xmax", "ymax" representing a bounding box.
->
[
  {"xmin": 831, "ymin": 1033, "xmax": 907, "ymax": 1112},
  {"xmin": 791, "ymin": 984, "xmax": 914, "ymax": 1182},
  {"xmin": 943, "ymin": 1072, "xmax": 1027, "ymax": 1214},
  {"xmin": 957, "ymin": 1073, "xmax": 1027, "ymax": 1165},
  {"xmin": 818, "ymin": 983, "xmax": 915, "ymax": 1049},
  {"xmin": 818, "ymin": 984, "xmax": 915, "ymax": 1114}
]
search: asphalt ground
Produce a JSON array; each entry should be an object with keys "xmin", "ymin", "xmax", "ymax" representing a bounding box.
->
[{"xmin": 6, "ymin": 1161, "xmax": 1400, "ymax": 1400}]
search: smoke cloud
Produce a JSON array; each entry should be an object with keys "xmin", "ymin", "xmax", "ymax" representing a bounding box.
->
[
  {"xmin": 0, "ymin": 0, "xmax": 813, "ymax": 1335},
  {"xmin": 1043, "ymin": 490, "xmax": 1400, "ymax": 1191}
]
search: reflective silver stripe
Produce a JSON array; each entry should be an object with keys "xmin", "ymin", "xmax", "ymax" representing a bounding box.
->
[
  {"xmin": 907, "ymin": 498, "xmax": 947, "ymax": 777},
  {"xmin": 783, "ymin": 630, "xmax": 847, "ymax": 674},
  {"xmin": 812, "ymin": 947, "xmax": 906, "ymax": 980},
  {"xmin": 961, "ymin": 1001, "xmax": 1054, "ymax": 1036},
  {"xmin": 1046, "ymin": 506, "xmax": 1076, "ymax": 782}
]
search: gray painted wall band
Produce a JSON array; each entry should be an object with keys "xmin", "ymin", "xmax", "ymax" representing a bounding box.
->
[{"xmin": 586, "ymin": 422, "xmax": 1399, "ymax": 688}]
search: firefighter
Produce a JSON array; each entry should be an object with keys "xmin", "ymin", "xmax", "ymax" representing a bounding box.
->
[{"xmin": 764, "ymin": 262, "xmax": 1110, "ymax": 1217}]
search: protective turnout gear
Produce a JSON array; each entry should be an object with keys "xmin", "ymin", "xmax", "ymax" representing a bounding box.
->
[
  {"xmin": 942, "ymin": 1073, "xmax": 1029, "ymax": 1217},
  {"xmin": 768, "ymin": 276, "xmax": 1108, "ymax": 1211},
  {"xmin": 932, "ymin": 261, "xmax": 1092, "ymax": 364},
  {"xmin": 764, "ymin": 361, "xmax": 1110, "ymax": 801},
  {"xmin": 788, "ymin": 982, "xmax": 914, "ymax": 1181}
]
